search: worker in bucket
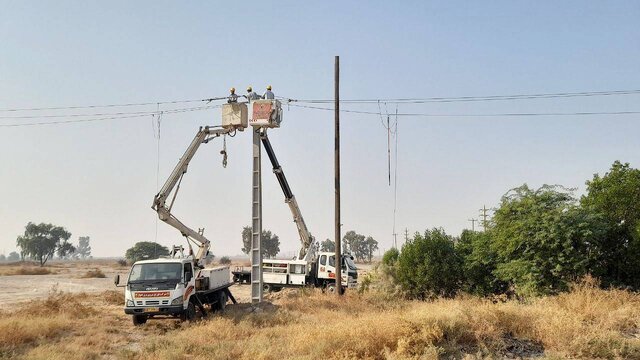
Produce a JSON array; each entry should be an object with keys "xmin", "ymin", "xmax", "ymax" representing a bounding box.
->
[
  {"xmin": 227, "ymin": 87, "xmax": 238, "ymax": 103},
  {"xmin": 262, "ymin": 85, "xmax": 275, "ymax": 100},
  {"xmin": 245, "ymin": 86, "xmax": 260, "ymax": 102}
]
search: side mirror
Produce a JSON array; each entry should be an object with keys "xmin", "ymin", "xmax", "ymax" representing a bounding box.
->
[{"xmin": 113, "ymin": 274, "xmax": 120, "ymax": 286}]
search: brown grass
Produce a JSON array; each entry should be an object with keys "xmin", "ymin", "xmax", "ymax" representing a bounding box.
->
[
  {"xmin": 80, "ymin": 268, "xmax": 106, "ymax": 278},
  {"xmin": 0, "ymin": 266, "xmax": 56, "ymax": 276},
  {"xmin": 1, "ymin": 279, "xmax": 638, "ymax": 359}
]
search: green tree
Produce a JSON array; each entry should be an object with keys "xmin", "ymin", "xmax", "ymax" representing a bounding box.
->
[
  {"xmin": 16, "ymin": 222, "xmax": 72, "ymax": 266},
  {"xmin": 381, "ymin": 247, "xmax": 399, "ymax": 266},
  {"xmin": 581, "ymin": 161, "xmax": 640, "ymax": 288},
  {"xmin": 343, "ymin": 231, "xmax": 367, "ymax": 262},
  {"xmin": 241, "ymin": 226, "xmax": 280, "ymax": 258},
  {"xmin": 456, "ymin": 229, "xmax": 508, "ymax": 296},
  {"xmin": 125, "ymin": 242, "xmax": 169, "ymax": 263},
  {"xmin": 56, "ymin": 240, "xmax": 76, "ymax": 259},
  {"xmin": 364, "ymin": 236, "xmax": 379, "ymax": 263},
  {"xmin": 76, "ymin": 236, "xmax": 91, "ymax": 259},
  {"xmin": 491, "ymin": 185, "xmax": 608, "ymax": 296},
  {"xmin": 219, "ymin": 256, "xmax": 231, "ymax": 265},
  {"xmin": 396, "ymin": 228, "xmax": 463, "ymax": 299},
  {"xmin": 320, "ymin": 238, "xmax": 335, "ymax": 252},
  {"xmin": 7, "ymin": 251, "xmax": 19, "ymax": 261},
  {"xmin": 0, "ymin": 254, "xmax": 5, "ymax": 262}
]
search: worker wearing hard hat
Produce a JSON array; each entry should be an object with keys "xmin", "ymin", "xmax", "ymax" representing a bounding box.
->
[
  {"xmin": 245, "ymin": 86, "xmax": 260, "ymax": 102},
  {"xmin": 228, "ymin": 87, "xmax": 238, "ymax": 103},
  {"xmin": 262, "ymin": 85, "xmax": 275, "ymax": 100}
]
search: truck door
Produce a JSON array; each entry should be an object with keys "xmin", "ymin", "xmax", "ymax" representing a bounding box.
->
[{"xmin": 317, "ymin": 254, "xmax": 331, "ymax": 280}]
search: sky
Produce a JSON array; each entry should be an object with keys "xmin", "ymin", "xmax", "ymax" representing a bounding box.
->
[{"xmin": 1, "ymin": 1, "xmax": 639, "ymax": 258}]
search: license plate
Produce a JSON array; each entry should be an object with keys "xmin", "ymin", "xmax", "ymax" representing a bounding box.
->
[{"xmin": 144, "ymin": 307, "xmax": 159, "ymax": 313}]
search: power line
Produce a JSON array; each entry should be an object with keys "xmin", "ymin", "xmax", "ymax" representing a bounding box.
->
[
  {"xmin": 287, "ymin": 103, "xmax": 640, "ymax": 117},
  {"xmin": 0, "ymin": 98, "xmax": 217, "ymax": 113},
  {"xmin": 0, "ymin": 104, "xmax": 222, "ymax": 127},
  {"xmin": 0, "ymin": 104, "xmax": 223, "ymax": 119},
  {"xmin": 281, "ymin": 89, "xmax": 640, "ymax": 104}
]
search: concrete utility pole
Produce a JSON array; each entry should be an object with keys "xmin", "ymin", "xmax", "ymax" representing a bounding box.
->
[
  {"xmin": 251, "ymin": 128, "xmax": 263, "ymax": 303},
  {"xmin": 404, "ymin": 228, "xmax": 409, "ymax": 242},
  {"xmin": 468, "ymin": 218, "xmax": 477, "ymax": 231},
  {"xmin": 334, "ymin": 55, "xmax": 342, "ymax": 296},
  {"xmin": 479, "ymin": 205, "xmax": 489, "ymax": 231}
]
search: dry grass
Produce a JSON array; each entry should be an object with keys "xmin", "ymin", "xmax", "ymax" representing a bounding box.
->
[
  {"xmin": 0, "ymin": 266, "xmax": 56, "ymax": 276},
  {"xmin": 1, "ymin": 280, "xmax": 639, "ymax": 359},
  {"xmin": 80, "ymin": 268, "xmax": 106, "ymax": 278}
]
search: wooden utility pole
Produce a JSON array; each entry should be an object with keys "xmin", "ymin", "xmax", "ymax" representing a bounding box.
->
[
  {"xmin": 334, "ymin": 56, "xmax": 342, "ymax": 296},
  {"xmin": 468, "ymin": 218, "xmax": 477, "ymax": 231}
]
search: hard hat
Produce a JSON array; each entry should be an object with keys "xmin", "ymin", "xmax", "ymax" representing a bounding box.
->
[
  {"xmin": 247, "ymin": 86, "xmax": 252, "ymax": 92},
  {"xmin": 267, "ymin": 85, "xmax": 272, "ymax": 90},
  {"xmin": 230, "ymin": 87, "xmax": 236, "ymax": 93}
]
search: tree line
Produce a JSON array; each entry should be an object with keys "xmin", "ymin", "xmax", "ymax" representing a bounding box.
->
[
  {"xmin": 7, "ymin": 223, "xmax": 92, "ymax": 266},
  {"xmin": 384, "ymin": 161, "xmax": 640, "ymax": 299}
]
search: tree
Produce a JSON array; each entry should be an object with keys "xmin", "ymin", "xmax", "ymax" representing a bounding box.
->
[
  {"xmin": 381, "ymin": 247, "xmax": 399, "ymax": 266},
  {"xmin": 364, "ymin": 236, "xmax": 379, "ymax": 263},
  {"xmin": 16, "ymin": 222, "xmax": 72, "ymax": 266},
  {"xmin": 581, "ymin": 161, "xmax": 640, "ymax": 288},
  {"xmin": 219, "ymin": 256, "xmax": 232, "ymax": 265},
  {"xmin": 456, "ymin": 229, "xmax": 507, "ymax": 296},
  {"xmin": 56, "ymin": 240, "xmax": 76, "ymax": 259},
  {"xmin": 320, "ymin": 238, "xmax": 335, "ymax": 252},
  {"xmin": 125, "ymin": 242, "xmax": 169, "ymax": 263},
  {"xmin": 0, "ymin": 254, "xmax": 5, "ymax": 262},
  {"xmin": 241, "ymin": 226, "xmax": 280, "ymax": 258},
  {"xmin": 76, "ymin": 236, "xmax": 91, "ymax": 259},
  {"xmin": 491, "ymin": 185, "xmax": 608, "ymax": 296},
  {"xmin": 7, "ymin": 251, "xmax": 19, "ymax": 261},
  {"xmin": 396, "ymin": 228, "xmax": 462, "ymax": 299},
  {"xmin": 343, "ymin": 231, "xmax": 366, "ymax": 262}
]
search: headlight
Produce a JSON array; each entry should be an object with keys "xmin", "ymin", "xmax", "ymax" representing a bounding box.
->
[
  {"xmin": 126, "ymin": 300, "xmax": 135, "ymax": 307},
  {"xmin": 171, "ymin": 296, "xmax": 183, "ymax": 305}
]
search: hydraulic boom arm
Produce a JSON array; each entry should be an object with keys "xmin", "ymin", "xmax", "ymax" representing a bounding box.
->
[
  {"xmin": 259, "ymin": 130, "xmax": 317, "ymax": 262},
  {"xmin": 152, "ymin": 125, "xmax": 231, "ymax": 266}
]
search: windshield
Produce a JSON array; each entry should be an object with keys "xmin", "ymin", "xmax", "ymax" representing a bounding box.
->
[
  {"xmin": 129, "ymin": 263, "xmax": 182, "ymax": 282},
  {"xmin": 344, "ymin": 256, "xmax": 357, "ymax": 271}
]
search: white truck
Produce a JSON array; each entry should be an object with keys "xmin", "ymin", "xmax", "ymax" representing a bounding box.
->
[
  {"xmin": 232, "ymin": 130, "xmax": 358, "ymax": 293},
  {"xmin": 115, "ymin": 122, "xmax": 245, "ymax": 325}
]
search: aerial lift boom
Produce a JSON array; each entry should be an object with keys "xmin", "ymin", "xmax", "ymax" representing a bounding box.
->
[
  {"xmin": 259, "ymin": 130, "xmax": 317, "ymax": 262},
  {"xmin": 152, "ymin": 125, "xmax": 232, "ymax": 266}
]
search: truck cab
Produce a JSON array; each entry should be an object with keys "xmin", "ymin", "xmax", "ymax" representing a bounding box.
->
[
  {"xmin": 314, "ymin": 252, "xmax": 358, "ymax": 291},
  {"xmin": 115, "ymin": 257, "xmax": 232, "ymax": 325}
]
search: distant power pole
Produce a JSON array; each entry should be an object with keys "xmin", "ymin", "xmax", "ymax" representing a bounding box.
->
[
  {"xmin": 404, "ymin": 228, "xmax": 409, "ymax": 242},
  {"xmin": 468, "ymin": 218, "xmax": 477, "ymax": 231},
  {"xmin": 334, "ymin": 55, "xmax": 342, "ymax": 296},
  {"xmin": 479, "ymin": 205, "xmax": 489, "ymax": 231}
]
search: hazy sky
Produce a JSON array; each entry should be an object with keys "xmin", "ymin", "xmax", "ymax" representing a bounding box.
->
[{"xmin": 1, "ymin": 1, "xmax": 639, "ymax": 258}]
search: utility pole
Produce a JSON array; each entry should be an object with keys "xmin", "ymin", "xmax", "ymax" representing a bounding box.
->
[
  {"xmin": 251, "ymin": 128, "xmax": 263, "ymax": 303},
  {"xmin": 334, "ymin": 55, "xmax": 342, "ymax": 296},
  {"xmin": 404, "ymin": 228, "xmax": 409, "ymax": 242},
  {"xmin": 468, "ymin": 218, "xmax": 477, "ymax": 231},
  {"xmin": 479, "ymin": 205, "xmax": 489, "ymax": 231}
]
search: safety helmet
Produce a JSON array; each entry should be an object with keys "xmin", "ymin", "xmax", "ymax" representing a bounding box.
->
[
  {"xmin": 267, "ymin": 85, "xmax": 272, "ymax": 90},
  {"xmin": 230, "ymin": 87, "xmax": 236, "ymax": 93},
  {"xmin": 247, "ymin": 86, "xmax": 252, "ymax": 92}
]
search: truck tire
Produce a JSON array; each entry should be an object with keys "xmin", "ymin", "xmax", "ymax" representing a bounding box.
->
[
  {"xmin": 217, "ymin": 291, "xmax": 228, "ymax": 312},
  {"xmin": 132, "ymin": 314, "xmax": 147, "ymax": 326},
  {"xmin": 181, "ymin": 301, "xmax": 196, "ymax": 321},
  {"xmin": 233, "ymin": 275, "xmax": 239, "ymax": 283},
  {"xmin": 263, "ymin": 283, "xmax": 272, "ymax": 293},
  {"xmin": 326, "ymin": 283, "xmax": 336, "ymax": 294}
]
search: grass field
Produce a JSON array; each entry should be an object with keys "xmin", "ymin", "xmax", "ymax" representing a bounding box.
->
[{"xmin": 0, "ymin": 275, "xmax": 638, "ymax": 360}]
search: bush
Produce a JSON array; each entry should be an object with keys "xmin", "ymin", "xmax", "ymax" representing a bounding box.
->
[
  {"xmin": 396, "ymin": 228, "xmax": 462, "ymax": 299},
  {"xmin": 81, "ymin": 269, "xmax": 106, "ymax": 278},
  {"xmin": 219, "ymin": 256, "xmax": 231, "ymax": 265},
  {"xmin": 116, "ymin": 259, "xmax": 128, "ymax": 267},
  {"xmin": 381, "ymin": 248, "xmax": 399, "ymax": 266}
]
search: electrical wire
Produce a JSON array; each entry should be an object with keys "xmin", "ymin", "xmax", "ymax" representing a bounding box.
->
[
  {"xmin": 287, "ymin": 104, "xmax": 640, "ymax": 117},
  {"xmin": 280, "ymin": 89, "xmax": 640, "ymax": 104},
  {"xmin": 0, "ymin": 98, "xmax": 220, "ymax": 112}
]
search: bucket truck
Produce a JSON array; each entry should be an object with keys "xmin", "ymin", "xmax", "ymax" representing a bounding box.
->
[{"xmin": 114, "ymin": 105, "xmax": 248, "ymax": 325}]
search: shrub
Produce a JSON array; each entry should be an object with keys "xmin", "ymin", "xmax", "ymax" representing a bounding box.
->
[
  {"xmin": 382, "ymin": 247, "xmax": 399, "ymax": 266},
  {"xmin": 219, "ymin": 256, "xmax": 232, "ymax": 265},
  {"xmin": 396, "ymin": 228, "xmax": 463, "ymax": 299},
  {"xmin": 81, "ymin": 269, "xmax": 106, "ymax": 278},
  {"xmin": 116, "ymin": 259, "xmax": 128, "ymax": 267}
]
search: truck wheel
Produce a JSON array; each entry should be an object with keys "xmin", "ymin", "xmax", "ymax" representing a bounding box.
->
[
  {"xmin": 272, "ymin": 286, "xmax": 282, "ymax": 292},
  {"xmin": 326, "ymin": 283, "xmax": 336, "ymax": 294},
  {"xmin": 217, "ymin": 291, "xmax": 228, "ymax": 312},
  {"xmin": 233, "ymin": 275, "xmax": 239, "ymax": 283},
  {"xmin": 263, "ymin": 283, "xmax": 272, "ymax": 293},
  {"xmin": 132, "ymin": 314, "xmax": 147, "ymax": 326},
  {"xmin": 181, "ymin": 301, "xmax": 196, "ymax": 321}
]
